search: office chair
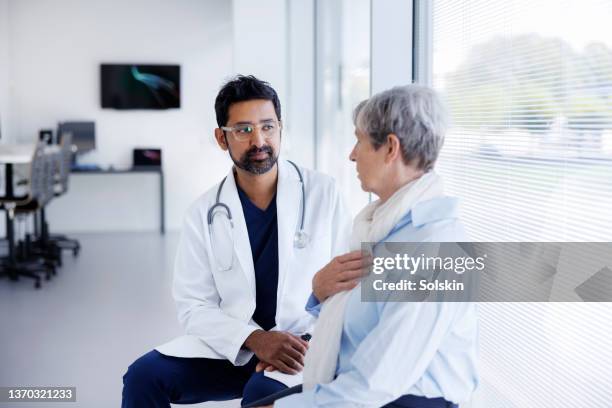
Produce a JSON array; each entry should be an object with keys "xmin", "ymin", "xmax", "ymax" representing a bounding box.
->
[
  {"xmin": 0, "ymin": 142, "xmax": 56, "ymax": 288},
  {"xmin": 35, "ymin": 132, "xmax": 81, "ymax": 257},
  {"xmin": 16, "ymin": 145, "xmax": 63, "ymax": 270},
  {"xmin": 21, "ymin": 133, "xmax": 83, "ymax": 272}
]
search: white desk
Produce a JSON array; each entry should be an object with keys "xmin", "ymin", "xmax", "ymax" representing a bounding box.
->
[
  {"xmin": 0, "ymin": 144, "xmax": 165, "ymax": 234},
  {"xmin": 0, "ymin": 143, "xmax": 36, "ymax": 164},
  {"xmin": 47, "ymin": 168, "xmax": 165, "ymax": 234}
]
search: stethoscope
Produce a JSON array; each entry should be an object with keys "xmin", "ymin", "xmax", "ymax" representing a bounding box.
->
[{"xmin": 207, "ymin": 160, "xmax": 308, "ymax": 271}]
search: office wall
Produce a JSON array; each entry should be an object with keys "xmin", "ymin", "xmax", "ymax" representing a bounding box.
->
[
  {"xmin": 5, "ymin": 0, "xmax": 233, "ymax": 231},
  {"xmin": 232, "ymin": 0, "xmax": 287, "ymax": 116},
  {"xmin": 0, "ymin": 0, "xmax": 10, "ymax": 142},
  {"xmin": 285, "ymin": 0, "xmax": 316, "ymax": 169},
  {"xmin": 232, "ymin": 0, "xmax": 317, "ymax": 170}
]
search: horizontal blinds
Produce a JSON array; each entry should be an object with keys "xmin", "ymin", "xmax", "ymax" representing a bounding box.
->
[
  {"xmin": 427, "ymin": 0, "xmax": 612, "ymax": 242},
  {"xmin": 416, "ymin": 1, "xmax": 612, "ymax": 407}
]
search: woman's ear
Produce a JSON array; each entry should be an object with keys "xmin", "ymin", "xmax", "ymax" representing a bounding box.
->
[{"xmin": 385, "ymin": 133, "xmax": 402, "ymax": 163}]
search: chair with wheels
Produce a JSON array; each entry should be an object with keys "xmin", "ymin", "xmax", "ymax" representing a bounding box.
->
[{"xmin": 0, "ymin": 142, "xmax": 55, "ymax": 288}]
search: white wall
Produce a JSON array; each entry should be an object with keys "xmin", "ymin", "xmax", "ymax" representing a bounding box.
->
[
  {"xmin": 5, "ymin": 0, "xmax": 234, "ymax": 231},
  {"xmin": 231, "ymin": 0, "xmax": 316, "ymax": 170},
  {"xmin": 232, "ymin": 0, "xmax": 287, "ymax": 111},
  {"xmin": 0, "ymin": 0, "xmax": 10, "ymax": 142},
  {"xmin": 285, "ymin": 0, "xmax": 315, "ymax": 169}
]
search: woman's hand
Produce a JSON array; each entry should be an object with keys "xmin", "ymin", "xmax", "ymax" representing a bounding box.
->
[{"xmin": 313, "ymin": 250, "xmax": 371, "ymax": 302}]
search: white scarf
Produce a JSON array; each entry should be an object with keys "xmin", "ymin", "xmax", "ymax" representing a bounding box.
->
[{"xmin": 302, "ymin": 171, "xmax": 445, "ymax": 390}]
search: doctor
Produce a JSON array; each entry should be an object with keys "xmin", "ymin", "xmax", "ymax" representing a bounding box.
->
[{"xmin": 122, "ymin": 75, "xmax": 361, "ymax": 407}]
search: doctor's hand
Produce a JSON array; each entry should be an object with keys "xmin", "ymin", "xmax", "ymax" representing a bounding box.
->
[
  {"xmin": 244, "ymin": 330, "xmax": 309, "ymax": 375},
  {"xmin": 313, "ymin": 250, "xmax": 371, "ymax": 302}
]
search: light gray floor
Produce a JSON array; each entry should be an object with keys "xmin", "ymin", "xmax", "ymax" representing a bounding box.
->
[{"xmin": 0, "ymin": 233, "xmax": 237, "ymax": 408}]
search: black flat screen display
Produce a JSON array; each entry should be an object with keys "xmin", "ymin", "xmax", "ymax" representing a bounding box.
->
[{"xmin": 101, "ymin": 64, "xmax": 180, "ymax": 110}]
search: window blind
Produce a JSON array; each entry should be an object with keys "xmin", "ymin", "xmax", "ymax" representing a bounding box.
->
[
  {"xmin": 417, "ymin": 0, "xmax": 612, "ymax": 242},
  {"xmin": 415, "ymin": 1, "xmax": 612, "ymax": 406}
]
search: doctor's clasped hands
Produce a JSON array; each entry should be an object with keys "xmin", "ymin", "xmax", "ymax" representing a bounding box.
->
[{"xmin": 245, "ymin": 330, "xmax": 309, "ymax": 375}]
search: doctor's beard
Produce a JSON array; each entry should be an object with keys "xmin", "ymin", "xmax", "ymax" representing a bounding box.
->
[{"xmin": 228, "ymin": 143, "xmax": 279, "ymax": 175}]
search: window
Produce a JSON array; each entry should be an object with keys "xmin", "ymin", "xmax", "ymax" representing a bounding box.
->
[
  {"xmin": 417, "ymin": 0, "xmax": 612, "ymax": 242},
  {"xmin": 315, "ymin": 0, "xmax": 371, "ymax": 217},
  {"xmin": 415, "ymin": 1, "xmax": 612, "ymax": 406}
]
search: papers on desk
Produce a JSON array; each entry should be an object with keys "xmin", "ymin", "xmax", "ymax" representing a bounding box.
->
[{"xmin": 264, "ymin": 370, "xmax": 303, "ymax": 388}]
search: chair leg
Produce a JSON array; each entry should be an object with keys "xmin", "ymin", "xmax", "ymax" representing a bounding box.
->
[
  {"xmin": 21, "ymin": 261, "xmax": 55, "ymax": 277},
  {"xmin": 51, "ymin": 238, "xmax": 80, "ymax": 257},
  {"xmin": 2, "ymin": 255, "xmax": 55, "ymax": 284},
  {"xmin": 6, "ymin": 266, "xmax": 43, "ymax": 289},
  {"xmin": 22, "ymin": 270, "xmax": 42, "ymax": 288}
]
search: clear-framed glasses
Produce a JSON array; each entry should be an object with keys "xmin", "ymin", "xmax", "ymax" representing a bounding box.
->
[{"xmin": 221, "ymin": 120, "xmax": 282, "ymax": 142}]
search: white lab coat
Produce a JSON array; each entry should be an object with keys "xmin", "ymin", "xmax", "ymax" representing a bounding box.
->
[{"xmin": 156, "ymin": 159, "xmax": 352, "ymax": 365}]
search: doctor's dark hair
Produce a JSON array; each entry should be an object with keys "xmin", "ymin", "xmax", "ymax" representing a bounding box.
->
[
  {"xmin": 215, "ymin": 75, "xmax": 281, "ymax": 127},
  {"xmin": 353, "ymin": 84, "xmax": 448, "ymax": 172}
]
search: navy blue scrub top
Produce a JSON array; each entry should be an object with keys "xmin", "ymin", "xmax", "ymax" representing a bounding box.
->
[{"xmin": 236, "ymin": 184, "xmax": 279, "ymax": 331}]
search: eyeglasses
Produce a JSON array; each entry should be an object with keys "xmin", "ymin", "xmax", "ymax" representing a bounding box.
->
[{"xmin": 221, "ymin": 120, "xmax": 282, "ymax": 142}]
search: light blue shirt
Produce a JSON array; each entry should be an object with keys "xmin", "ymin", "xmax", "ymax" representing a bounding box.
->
[{"xmin": 276, "ymin": 196, "xmax": 479, "ymax": 407}]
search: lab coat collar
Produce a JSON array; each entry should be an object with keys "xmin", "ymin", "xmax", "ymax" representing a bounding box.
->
[
  {"xmin": 220, "ymin": 159, "xmax": 302, "ymax": 299},
  {"xmin": 275, "ymin": 159, "xmax": 302, "ymax": 305},
  {"xmin": 221, "ymin": 167, "xmax": 256, "ymax": 296}
]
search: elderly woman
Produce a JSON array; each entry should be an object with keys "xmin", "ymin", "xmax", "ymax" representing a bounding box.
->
[{"xmin": 252, "ymin": 84, "xmax": 478, "ymax": 408}]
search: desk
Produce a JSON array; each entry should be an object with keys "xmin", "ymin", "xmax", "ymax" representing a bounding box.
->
[
  {"xmin": 70, "ymin": 168, "xmax": 165, "ymax": 234},
  {"xmin": 0, "ymin": 143, "xmax": 36, "ymax": 164}
]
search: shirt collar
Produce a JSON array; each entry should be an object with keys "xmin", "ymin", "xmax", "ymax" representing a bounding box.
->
[{"xmin": 410, "ymin": 196, "xmax": 461, "ymax": 227}]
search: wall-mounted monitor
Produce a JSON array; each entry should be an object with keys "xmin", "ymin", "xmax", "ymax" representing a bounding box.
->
[{"xmin": 100, "ymin": 64, "xmax": 180, "ymax": 110}]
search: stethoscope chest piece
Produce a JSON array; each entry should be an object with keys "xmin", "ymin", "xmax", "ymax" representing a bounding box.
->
[{"xmin": 294, "ymin": 230, "xmax": 309, "ymax": 249}]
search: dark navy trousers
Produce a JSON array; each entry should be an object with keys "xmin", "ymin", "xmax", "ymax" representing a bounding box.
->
[{"xmin": 121, "ymin": 350, "xmax": 286, "ymax": 407}]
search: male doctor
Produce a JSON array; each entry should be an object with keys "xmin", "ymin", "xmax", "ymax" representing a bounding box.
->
[{"xmin": 122, "ymin": 75, "xmax": 364, "ymax": 407}]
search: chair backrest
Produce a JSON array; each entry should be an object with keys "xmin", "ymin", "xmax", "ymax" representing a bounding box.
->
[
  {"xmin": 30, "ymin": 142, "xmax": 48, "ymax": 206},
  {"xmin": 40, "ymin": 149, "xmax": 57, "ymax": 206},
  {"xmin": 11, "ymin": 141, "xmax": 46, "ymax": 207},
  {"xmin": 0, "ymin": 142, "xmax": 56, "ymax": 210},
  {"xmin": 57, "ymin": 132, "xmax": 73, "ymax": 195}
]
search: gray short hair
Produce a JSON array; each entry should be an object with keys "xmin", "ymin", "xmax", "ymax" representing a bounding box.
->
[{"xmin": 353, "ymin": 84, "xmax": 448, "ymax": 172}]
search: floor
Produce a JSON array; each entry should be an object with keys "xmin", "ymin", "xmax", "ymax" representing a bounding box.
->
[
  {"xmin": 5, "ymin": 233, "xmax": 612, "ymax": 408},
  {"xmin": 0, "ymin": 233, "xmax": 236, "ymax": 408}
]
